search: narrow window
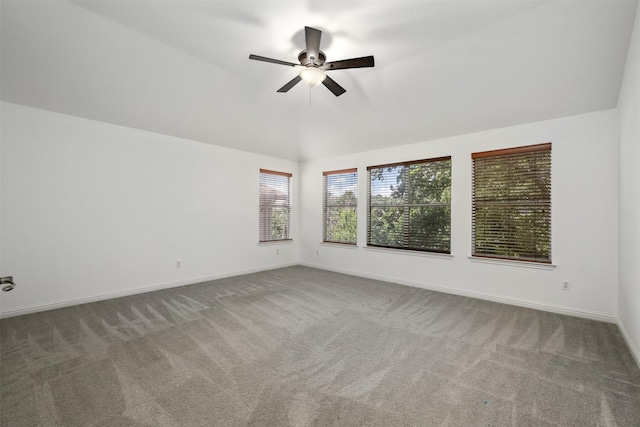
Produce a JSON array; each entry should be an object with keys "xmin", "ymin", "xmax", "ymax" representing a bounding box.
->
[
  {"xmin": 323, "ymin": 169, "xmax": 358, "ymax": 244},
  {"xmin": 259, "ymin": 169, "xmax": 292, "ymax": 242},
  {"xmin": 367, "ymin": 157, "xmax": 451, "ymax": 253},
  {"xmin": 472, "ymin": 143, "xmax": 551, "ymax": 263}
]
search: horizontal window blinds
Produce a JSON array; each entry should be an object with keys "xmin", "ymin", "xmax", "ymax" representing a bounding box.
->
[
  {"xmin": 367, "ymin": 157, "xmax": 451, "ymax": 253},
  {"xmin": 323, "ymin": 169, "xmax": 358, "ymax": 244},
  {"xmin": 259, "ymin": 169, "xmax": 292, "ymax": 242},
  {"xmin": 472, "ymin": 143, "xmax": 551, "ymax": 263}
]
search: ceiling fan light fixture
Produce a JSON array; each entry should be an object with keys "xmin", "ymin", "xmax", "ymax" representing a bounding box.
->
[{"xmin": 299, "ymin": 66, "xmax": 326, "ymax": 87}]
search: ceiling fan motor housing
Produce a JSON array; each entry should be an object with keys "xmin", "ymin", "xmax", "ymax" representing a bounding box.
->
[{"xmin": 298, "ymin": 49, "xmax": 326, "ymax": 67}]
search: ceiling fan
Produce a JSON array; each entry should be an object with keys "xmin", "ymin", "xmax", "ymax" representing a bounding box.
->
[{"xmin": 249, "ymin": 26, "xmax": 374, "ymax": 97}]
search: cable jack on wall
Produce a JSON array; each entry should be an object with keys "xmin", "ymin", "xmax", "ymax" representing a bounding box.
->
[{"xmin": 1, "ymin": 276, "xmax": 15, "ymax": 292}]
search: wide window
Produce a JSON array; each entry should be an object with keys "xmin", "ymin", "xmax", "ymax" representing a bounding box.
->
[
  {"xmin": 367, "ymin": 157, "xmax": 451, "ymax": 253},
  {"xmin": 259, "ymin": 169, "xmax": 292, "ymax": 242},
  {"xmin": 323, "ymin": 169, "xmax": 358, "ymax": 244},
  {"xmin": 472, "ymin": 143, "xmax": 551, "ymax": 263}
]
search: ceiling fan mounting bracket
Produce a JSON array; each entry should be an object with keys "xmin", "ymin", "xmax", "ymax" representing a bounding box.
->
[{"xmin": 298, "ymin": 49, "xmax": 326, "ymax": 67}]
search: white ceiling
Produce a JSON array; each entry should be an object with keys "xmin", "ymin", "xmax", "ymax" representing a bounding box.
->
[{"xmin": 1, "ymin": 1, "xmax": 637, "ymax": 161}]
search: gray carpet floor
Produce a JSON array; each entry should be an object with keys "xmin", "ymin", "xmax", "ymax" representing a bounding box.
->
[{"xmin": 1, "ymin": 266, "xmax": 639, "ymax": 426}]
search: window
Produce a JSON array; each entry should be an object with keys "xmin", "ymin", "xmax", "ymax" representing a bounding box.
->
[
  {"xmin": 367, "ymin": 157, "xmax": 451, "ymax": 253},
  {"xmin": 472, "ymin": 143, "xmax": 551, "ymax": 263},
  {"xmin": 323, "ymin": 169, "xmax": 358, "ymax": 244},
  {"xmin": 259, "ymin": 169, "xmax": 291, "ymax": 242}
]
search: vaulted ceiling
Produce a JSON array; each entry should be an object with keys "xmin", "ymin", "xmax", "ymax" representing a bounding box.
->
[{"xmin": 1, "ymin": 1, "xmax": 637, "ymax": 160}]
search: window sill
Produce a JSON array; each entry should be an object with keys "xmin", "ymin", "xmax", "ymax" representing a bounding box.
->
[
  {"xmin": 468, "ymin": 256, "xmax": 556, "ymax": 270},
  {"xmin": 364, "ymin": 246, "xmax": 453, "ymax": 259},
  {"xmin": 258, "ymin": 239, "xmax": 293, "ymax": 246},
  {"xmin": 320, "ymin": 242, "xmax": 358, "ymax": 249}
]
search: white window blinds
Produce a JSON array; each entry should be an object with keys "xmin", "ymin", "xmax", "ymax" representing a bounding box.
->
[
  {"xmin": 259, "ymin": 169, "xmax": 292, "ymax": 242},
  {"xmin": 323, "ymin": 169, "xmax": 358, "ymax": 244},
  {"xmin": 368, "ymin": 157, "xmax": 451, "ymax": 253}
]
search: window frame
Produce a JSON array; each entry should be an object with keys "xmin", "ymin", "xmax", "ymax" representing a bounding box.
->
[
  {"xmin": 259, "ymin": 169, "xmax": 292, "ymax": 243},
  {"xmin": 323, "ymin": 168, "xmax": 358, "ymax": 245},
  {"xmin": 471, "ymin": 143, "xmax": 552, "ymax": 264},
  {"xmin": 367, "ymin": 156, "xmax": 452, "ymax": 254}
]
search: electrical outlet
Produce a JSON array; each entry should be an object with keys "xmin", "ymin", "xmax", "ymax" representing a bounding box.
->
[
  {"xmin": 316, "ymin": 250, "xmax": 319, "ymax": 256},
  {"xmin": 176, "ymin": 260, "xmax": 181, "ymax": 268},
  {"xmin": 276, "ymin": 248, "xmax": 279, "ymax": 255},
  {"xmin": 562, "ymin": 280, "xmax": 570, "ymax": 291}
]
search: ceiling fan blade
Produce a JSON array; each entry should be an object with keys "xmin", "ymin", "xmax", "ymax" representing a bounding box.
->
[
  {"xmin": 249, "ymin": 54, "xmax": 298, "ymax": 67},
  {"xmin": 323, "ymin": 56, "xmax": 375, "ymax": 70},
  {"xmin": 305, "ymin": 26, "xmax": 322, "ymax": 63},
  {"xmin": 322, "ymin": 76, "xmax": 346, "ymax": 97},
  {"xmin": 277, "ymin": 75, "xmax": 302, "ymax": 93}
]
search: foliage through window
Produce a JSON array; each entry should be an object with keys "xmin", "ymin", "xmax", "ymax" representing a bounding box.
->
[
  {"xmin": 472, "ymin": 143, "xmax": 551, "ymax": 263},
  {"xmin": 367, "ymin": 157, "xmax": 451, "ymax": 253},
  {"xmin": 259, "ymin": 169, "xmax": 291, "ymax": 242},
  {"xmin": 323, "ymin": 169, "xmax": 358, "ymax": 244}
]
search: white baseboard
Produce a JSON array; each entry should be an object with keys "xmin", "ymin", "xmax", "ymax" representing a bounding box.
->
[
  {"xmin": 0, "ymin": 262, "xmax": 298, "ymax": 319},
  {"xmin": 617, "ymin": 318, "xmax": 640, "ymax": 369},
  {"xmin": 299, "ymin": 262, "xmax": 617, "ymax": 324}
]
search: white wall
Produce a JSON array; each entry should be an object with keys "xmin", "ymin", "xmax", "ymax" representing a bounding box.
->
[
  {"xmin": 300, "ymin": 110, "xmax": 619, "ymax": 321},
  {"xmin": 0, "ymin": 102, "xmax": 299, "ymax": 316},
  {"xmin": 0, "ymin": 102, "xmax": 624, "ymax": 326},
  {"xmin": 618, "ymin": 5, "xmax": 640, "ymax": 364}
]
